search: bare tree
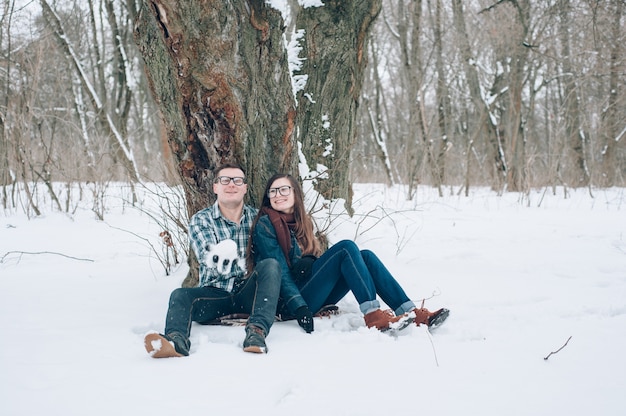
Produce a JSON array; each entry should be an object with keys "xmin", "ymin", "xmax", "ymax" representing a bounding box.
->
[
  {"xmin": 40, "ymin": 0, "xmax": 140, "ymax": 182},
  {"xmin": 0, "ymin": 1, "xmax": 167, "ymax": 216},
  {"xmin": 599, "ymin": 0, "xmax": 624, "ymax": 186},
  {"xmin": 354, "ymin": 5, "xmax": 398, "ymax": 185},
  {"xmin": 558, "ymin": 0, "xmax": 590, "ymax": 187},
  {"xmin": 429, "ymin": 0, "xmax": 452, "ymax": 189},
  {"xmin": 0, "ymin": 0, "xmax": 14, "ymax": 207}
]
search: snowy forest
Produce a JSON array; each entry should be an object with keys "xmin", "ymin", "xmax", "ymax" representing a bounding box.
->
[
  {"xmin": 1, "ymin": 0, "xmax": 625, "ymax": 217},
  {"xmin": 3, "ymin": 4, "xmax": 626, "ymax": 414}
]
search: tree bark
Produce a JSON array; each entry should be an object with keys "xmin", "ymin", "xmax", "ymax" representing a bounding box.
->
[
  {"xmin": 431, "ymin": 0, "xmax": 451, "ymax": 189},
  {"xmin": 492, "ymin": 0, "xmax": 531, "ymax": 193},
  {"xmin": 600, "ymin": 0, "xmax": 623, "ymax": 186},
  {"xmin": 294, "ymin": 0, "xmax": 382, "ymax": 212},
  {"xmin": 134, "ymin": 0, "xmax": 297, "ymax": 216},
  {"xmin": 558, "ymin": 0, "xmax": 590, "ymax": 186}
]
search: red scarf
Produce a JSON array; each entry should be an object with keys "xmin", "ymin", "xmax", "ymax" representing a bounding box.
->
[{"xmin": 260, "ymin": 207, "xmax": 296, "ymax": 267}]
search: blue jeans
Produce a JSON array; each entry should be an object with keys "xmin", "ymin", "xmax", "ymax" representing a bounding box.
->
[
  {"xmin": 164, "ymin": 258, "xmax": 281, "ymax": 342},
  {"xmin": 298, "ymin": 240, "xmax": 416, "ymax": 316}
]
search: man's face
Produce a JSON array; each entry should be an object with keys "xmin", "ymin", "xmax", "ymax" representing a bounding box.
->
[{"xmin": 213, "ymin": 168, "xmax": 247, "ymax": 205}]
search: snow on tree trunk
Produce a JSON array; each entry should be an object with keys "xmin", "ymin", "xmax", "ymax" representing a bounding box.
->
[{"xmin": 293, "ymin": 0, "xmax": 382, "ymax": 215}]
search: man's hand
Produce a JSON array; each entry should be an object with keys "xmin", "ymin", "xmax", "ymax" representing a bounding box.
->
[{"xmin": 204, "ymin": 239, "xmax": 241, "ymax": 274}]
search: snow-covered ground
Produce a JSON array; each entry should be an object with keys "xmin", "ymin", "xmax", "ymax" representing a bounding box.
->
[{"xmin": 1, "ymin": 184, "xmax": 625, "ymax": 415}]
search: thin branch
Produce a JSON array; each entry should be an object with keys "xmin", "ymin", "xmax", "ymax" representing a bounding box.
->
[
  {"xmin": 1, "ymin": 251, "xmax": 94, "ymax": 263},
  {"xmin": 423, "ymin": 326, "xmax": 440, "ymax": 367},
  {"xmin": 544, "ymin": 336, "xmax": 572, "ymax": 360},
  {"xmin": 479, "ymin": 0, "xmax": 509, "ymax": 14},
  {"xmin": 418, "ymin": 289, "xmax": 443, "ymax": 306},
  {"xmin": 104, "ymin": 222, "xmax": 176, "ymax": 275}
]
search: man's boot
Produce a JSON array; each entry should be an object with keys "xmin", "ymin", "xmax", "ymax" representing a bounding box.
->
[
  {"xmin": 144, "ymin": 332, "xmax": 189, "ymax": 358},
  {"xmin": 243, "ymin": 325, "xmax": 267, "ymax": 354}
]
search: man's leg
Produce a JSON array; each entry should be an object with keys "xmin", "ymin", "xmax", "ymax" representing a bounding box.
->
[
  {"xmin": 234, "ymin": 258, "xmax": 281, "ymax": 353},
  {"xmin": 146, "ymin": 286, "xmax": 232, "ymax": 357}
]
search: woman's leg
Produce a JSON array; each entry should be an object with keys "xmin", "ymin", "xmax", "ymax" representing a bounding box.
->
[
  {"xmin": 361, "ymin": 249, "xmax": 449, "ymax": 326},
  {"xmin": 361, "ymin": 249, "xmax": 416, "ymax": 315},
  {"xmin": 299, "ymin": 240, "xmax": 379, "ymax": 315}
]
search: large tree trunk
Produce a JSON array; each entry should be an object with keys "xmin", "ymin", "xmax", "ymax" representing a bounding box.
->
[
  {"xmin": 134, "ymin": 0, "xmax": 297, "ymax": 216},
  {"xmin": 294, "ymin": 0, "xmax": 382, "ymax": 212},
  {"xmin": 134, "ymin": 1, "xmax": 380, "ymax": 286},
  {"xmin": 134, "ymin": 1, "xmax": 297, "ymax": 287}
]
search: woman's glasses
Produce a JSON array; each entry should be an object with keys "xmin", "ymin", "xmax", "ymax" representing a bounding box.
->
[{"xmin": 267, "ymin": 185, "xmax": 292, "ymax": 198}]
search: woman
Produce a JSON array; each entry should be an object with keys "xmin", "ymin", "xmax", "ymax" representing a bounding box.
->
[{"xmin": 248, "ymin": 173, "xmax": 449, "ymax": 334}]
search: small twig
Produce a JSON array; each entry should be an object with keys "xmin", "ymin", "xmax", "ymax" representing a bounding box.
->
[
  {"xmin": 417, "ymin": 296, "xmax": 442, "ymax": 367},
  {"xmin": 479, "ymin": 0, "xmax": 508, "ymax": 14},
  {"xmin": 424, "ymin": 327, "xmax": 440, "ymax": 367},
  {"xmin": 1, "ymin": 250, "xmax": 94, "ymax": 263},
  {"xmin": 418, "ymin": 289, "xmax": 443, "ymax": 307},
  {"xmin": 544, "ymin": 336, "xmax": 572, "ymax": 360},
  {"xmin": 104, "ymin": 223, "xmax": 170, "ymax": 274}
]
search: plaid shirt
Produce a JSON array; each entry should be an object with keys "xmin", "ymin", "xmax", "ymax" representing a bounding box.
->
[{"xmin": 189, "ymin": 202, "xmax": 258, "ymax": 291}]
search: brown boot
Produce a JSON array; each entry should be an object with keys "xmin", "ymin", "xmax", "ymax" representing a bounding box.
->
[
  {"xmin": 144, "ymin": 332, "xmax": 183, "ymax": 358},
  {"xmin": 243, "ymin": 325, "xmax": 268, "ymax": 354},
  {"xmin": 412, "ymin": 308, "xmax": 450, "ymax": 328},
  {"xmin": 364, "ymin": 309, "xmax": 413, "ymax": 331}
]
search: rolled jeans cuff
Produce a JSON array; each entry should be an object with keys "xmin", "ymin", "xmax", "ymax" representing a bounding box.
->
[
  {"xmin": 394, "ymin": 300, "xmax": 416, "ymax": 316},
  {"xmin": 359, "ymin": 299, "xmax": 381, "ymax": 315}
]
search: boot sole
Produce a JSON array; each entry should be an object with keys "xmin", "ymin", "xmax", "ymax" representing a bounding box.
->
[
  {"xmin": 144, "ymin": 333, "xmax": 183, "ymax": 358},
  {"xmin": 243, "ymin": 345, "xmax": 267, "ymax": 354},
  {"xmin": 382, "ymin": 315, "xmax": 415, "ymax": 335},
  {"xmin": 428, "ymin": 308, "xmax": 450, "ymax": 329}
]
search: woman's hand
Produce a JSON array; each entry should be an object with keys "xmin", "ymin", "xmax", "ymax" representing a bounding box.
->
[{"xmin": 295, "ymin": 306, "xmax": 314, "ymax": 333}]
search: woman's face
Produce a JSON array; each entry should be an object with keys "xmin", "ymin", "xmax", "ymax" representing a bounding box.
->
[{"xmin": 268, "ymin": 177, "xmax": 295, "ymax": 214}]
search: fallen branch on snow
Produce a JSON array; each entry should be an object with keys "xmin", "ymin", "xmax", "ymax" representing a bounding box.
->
[
  {"xmin": 0, "ymin": 251, "xmax": 94, "ymax": 264},
  {"xmin": 544, "ymin": 336, "xmax": 572, "ymax": 360}
]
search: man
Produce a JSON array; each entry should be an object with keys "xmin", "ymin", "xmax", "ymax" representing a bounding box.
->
[{"xmin": 144, "ymin": 163, "xmax": 281, "ymax": 356}]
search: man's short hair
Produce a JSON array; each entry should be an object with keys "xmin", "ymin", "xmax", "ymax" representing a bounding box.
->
[{"xmin": 213, "ymin": 162, "xmax": 246, "ymax": 178}]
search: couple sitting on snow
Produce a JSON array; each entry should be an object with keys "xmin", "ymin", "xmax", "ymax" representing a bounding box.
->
[{"xmin": 144, "ymin": 163, "xmax": 449, "ymax": 357}]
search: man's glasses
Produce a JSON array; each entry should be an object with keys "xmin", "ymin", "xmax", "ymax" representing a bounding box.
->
[
  {"xmin": 214, "ymin": 176, "xmax": 246, "ymax": 186},
  {"xmin": 267, "ymin": 185, "xmax": 292, "ymax": 198}
]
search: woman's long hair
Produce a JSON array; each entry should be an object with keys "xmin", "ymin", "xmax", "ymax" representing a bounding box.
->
[{"xmin": 246, "ymin": 174, "xmax": 321, "ymax": 272}]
